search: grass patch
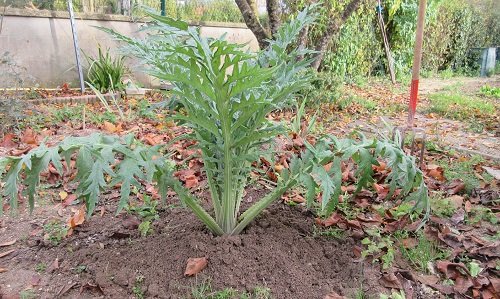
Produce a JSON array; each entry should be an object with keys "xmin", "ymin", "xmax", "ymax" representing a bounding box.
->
[
  {"xmin": 19, "ymin": 289, "xmax": 37, "ymax": 299},
  {"xmin": 427, "ymin": 92, "xmax": 496, "ymax": 128},
  {"xmin": 467, "ymin": 206, "xmax": 498, "ymax": 225},
  {"xmin": 398, "ymin": 232, "xmax": 449, "ymax": 273},
  {"xmin": 479, "ymin": 85, "xmax": 500, "ymax": 99},
  {"xmin": 132, "ymin": 275, "xmax": 145, "ymax": 299},
  {"xmin": 312, "ymin": 226, "xmax": 345, "ymax": 239},
  {"xmin": 191, "ymin": 280, "xmax": 272, "ymax": 299},
  {"xmin": 438, "ymin": 155, "xmax": 492, "ymax": 194},
  {"xmin": 429, "ymin": 192, "xmax": 456, "ymax": 217},
  {"xmin": 35, "ymin": 263, "xmax": 47, "ymax": 273},
  {"xmin": 337, "ymin": 95, "xmax": 378, "ymax": 112}
]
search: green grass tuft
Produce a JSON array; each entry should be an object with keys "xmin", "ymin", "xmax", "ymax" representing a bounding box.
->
[
  {"xmin": 398, "ymin": 232, "xmax": 449, "ymax": 273},
  {"xmin": 427, "ymin": 92, "xmax": 495, "ymax": 121},
  {"xmin": 191, "ymin": 280, "xmax": 272, "ymax": 299},
  {"xmin": 438, "ymin": 155, "xmax": 493, "ymax": 194}
]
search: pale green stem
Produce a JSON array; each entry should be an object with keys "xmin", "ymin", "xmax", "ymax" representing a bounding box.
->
[
  {"xmin": 233, "ymin": 163, "xmax": 314, "ymax": 235},
  {"xmin": 231, "ymin": 179, "xmax": 297, "ymax": 235},
  {"xmin": 233, "ymin": 182, "xmax": 245, "ymax": 221},
  {"xmin": 221, "ymin": 133, "xmax": 235, "ymax": 232},
  {"xmin": 203, "ymin": 153, "xmax": 222, "ymax": 222},
  {"xmin": 173, "ymin": 182, "xmax": 224, "ymax": 235}
]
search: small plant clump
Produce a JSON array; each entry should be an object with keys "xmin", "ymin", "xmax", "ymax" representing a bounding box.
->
[
  {"xmin": 35, "ymin": 263, "xmax": 47, "ymax": 273},
  {"xmin": 19, "ymin": 289, "xmax": 37, "ymax": 299},
  {"xmin": 429, "ymin": 92, "xmax": 496, "ymax": 122},
  {"xmin": 312, "ymin": 226, "xmax": 345, "ymax": 239},
  {"xmin": 85, "ymin": 46, "xmax": 127, "ymax": 93},
  {"xmin": 361, "ymin": 228, "xmax": 395, "ymax": 270},
  {"xmin": 132, "ymin": 275, "xmax": 145, "ymax": 299},
  {"xmin": 127, "ymin": 195, "xmax": 160, "ymax": 237},
  {"xmin": 43, "ymin": 220, "xmax": 69, "ymax": 245}
]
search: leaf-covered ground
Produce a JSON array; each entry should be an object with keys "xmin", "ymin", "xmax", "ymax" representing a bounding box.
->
[{"xmin": 0, "ymin": 77, "xmax": 499, "ymax": 298}]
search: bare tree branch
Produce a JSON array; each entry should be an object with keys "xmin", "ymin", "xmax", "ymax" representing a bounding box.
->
[
  {"xmin": 311, "ymin": 0, "xmax": 363, "ymax": 70},
  {"xmin": 266, "ymin": 0, "xmax": 281, "ymax": 36},
  {"xmin": 296, "ymin": 26, "xmax": 309, "ymax": 61},
  {"xmin": 246, "ymin": 0, "xmax": 259, "ymax": 16},
  {"xmin": 235, "ymin": 0, "xmax": 271, "ymax": 49}
]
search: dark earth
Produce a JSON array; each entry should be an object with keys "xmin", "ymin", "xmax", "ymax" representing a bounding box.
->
[{"xmin": 0, "ymin": 189, "xmax": 388, "ymax": 299}]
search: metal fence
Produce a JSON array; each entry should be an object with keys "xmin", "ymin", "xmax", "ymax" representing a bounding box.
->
[
  {"xmin": 3, "ymin": 0, "xmax": 160, "ymax": 15},
  {"xmin": 1, "ymin": 0, "xmax": 243, "ymax": 22}
]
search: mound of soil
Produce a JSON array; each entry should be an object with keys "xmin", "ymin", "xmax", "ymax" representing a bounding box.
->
[{"xmin": 0, "ymin": 196, "xmax": 383, "ymax": 299}]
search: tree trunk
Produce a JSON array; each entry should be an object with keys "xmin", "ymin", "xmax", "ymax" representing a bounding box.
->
[
  {"xmin": 235, "ymin": 0, "xmax": 271, "ymax": 49},
  {"xmin": 311, "ymin": 0, "xmax": 363, "ymax": 70},
  {"xmin": 296, "ymin": 26, "xmax": 309, "ymax": 61},
  {"xmin": 266, "ymin": 0, "xmax": 281, "ymax": 36},
  {"xmin": 247, "ymin": 0, "xmax": 259, "ymax": 16}
]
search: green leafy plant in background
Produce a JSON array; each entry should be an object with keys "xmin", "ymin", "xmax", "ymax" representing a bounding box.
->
[
  {"xmin": 177, "ymin": 0, "xmax": 244, "ymax": 23},
  {"xmin": 0, "ymin": 8, "xmax": 428, "ymax": 236},
  {"xmin": 321, "ymin": 1, "xmax": 384, "ymax": 78},
  {"xmin": 85, "ymin": 46, "xmax": 127, "ymax": 93}
]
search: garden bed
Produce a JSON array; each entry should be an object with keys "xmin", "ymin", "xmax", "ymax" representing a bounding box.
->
[
  {"xmin": 0, "ymin": 79, "xmax": 499, "ymax": 299},
  {"xmin": 0, "ymin": 195, "xmax": 385, "ymax": 299}
]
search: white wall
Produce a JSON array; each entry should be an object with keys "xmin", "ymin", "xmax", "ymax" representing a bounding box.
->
[{"xmin": 0, "ymin": 9, "xmax": 259, "ymax": 88}]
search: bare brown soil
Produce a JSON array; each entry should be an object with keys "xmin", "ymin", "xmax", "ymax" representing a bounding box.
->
[{"xmin": 0, "ymin": 191, "xmax": 386, "ymax": 299}]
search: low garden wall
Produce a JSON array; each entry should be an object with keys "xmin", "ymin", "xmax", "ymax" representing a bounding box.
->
[{"xmin": 0, "ymin": 8, "xmax": 258, "ymax": 88}]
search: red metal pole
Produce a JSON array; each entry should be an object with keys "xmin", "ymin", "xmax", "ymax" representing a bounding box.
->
[{"xmin": 408, "ymin": 0, "xmax": 427, "ymax": 128}]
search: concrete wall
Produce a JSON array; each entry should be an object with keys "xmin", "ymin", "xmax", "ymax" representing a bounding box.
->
[{"xmin": 0, "ymin": 8, "xmax": 259, "ymax": 88}]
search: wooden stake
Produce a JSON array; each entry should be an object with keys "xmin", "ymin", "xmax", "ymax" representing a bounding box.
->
[
  {"xmin": 377, "ymin": 0, "xmax": 396, "ymax": 84},
  {"xmin": 408, "ymin": 0, "xmax": 427, "ymax": 127}
]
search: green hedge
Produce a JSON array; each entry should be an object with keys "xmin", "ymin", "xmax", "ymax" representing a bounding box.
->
[{"xmin": 289, "ymin": 0, "xmax": 498, "ymax": 79}]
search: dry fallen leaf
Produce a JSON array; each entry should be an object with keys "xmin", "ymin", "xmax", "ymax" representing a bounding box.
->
[
  {"xmin": 103, "ymin": 121, "xmax": 117, "ymax": 133},
  {"xmin": 445, "ymin": 179, "xmax": 466, "ymax": 195},
  {"xmin": 0, "ymin": 133, "xmax": 17, "ymax": 148},
  {"xmin": 62, "ymin": 194, "xmax": 78, "ymax": 207},
  {"xmin": 21, "ymin": 128, "xmax": 38, "ymax": 145},
  {"xmin": 464, "ymin": 201, "xmax": 472, "ymax": 213},
  {"xmin": 380, "ymin": 272, "xmax": 403, "ymax": 289},
  {"xmin": 448, "ymin": 195, "xmax": 464, "ymax": 209},
  {"xmin": 427, "ymin": 164, "xmax": 445, "ymax": 181},
  {"xmin": 0, "ymin": 249, "xmax": 15, "ymax": 258},
  {"xmin": 374, "ymin": 183, "xmax": 390, "ymax": 200},
  {"xmin": 31, "ymin": 274, "xmax": 42, "ymax": 286},
  {"xmin": 184, "ymin": 257, "xmax": 208, "ymax": 276},
  {"xmin": 184, "ymin": 175, "xmax": 199, "ymax": 188},
  {"xmin": 59, "ymin": 191, "xmax": 68, "ymax": 200},
  {"xmin": 67, "ymin": 205, "xmax": 86, "ymax": 229},
  {"xmin": 0, "ymin": 239, "xmax": 16, "ymax": 247}
]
